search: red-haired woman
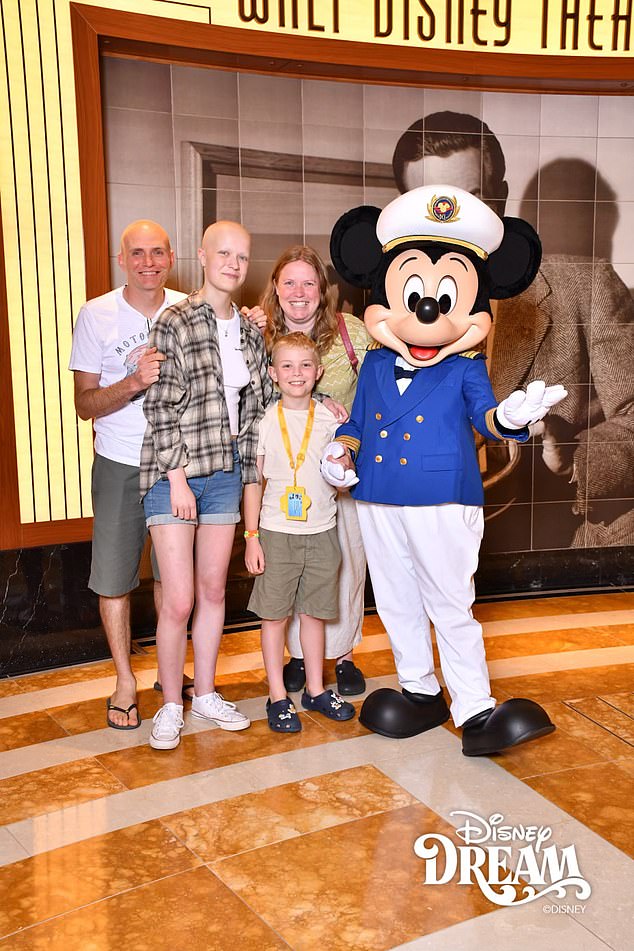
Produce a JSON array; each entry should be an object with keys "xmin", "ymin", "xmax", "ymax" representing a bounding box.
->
[{"xmin": 251, "ymin": 245, "xmax": 372, "ymax": 696}]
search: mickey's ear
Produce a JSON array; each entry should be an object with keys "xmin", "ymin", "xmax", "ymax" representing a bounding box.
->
[
  {"xmin": 487, "ymin": 217, "xmax": 542, "ymax": 300},
  {"xmin": 330, "ymin": 206, "xmax": 383, "ymax": 288}
]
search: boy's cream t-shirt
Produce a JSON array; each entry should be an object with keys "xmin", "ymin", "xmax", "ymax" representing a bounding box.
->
[{"xmin": 257, "ymin": 400, "xmax": 338, "ymax": 534}]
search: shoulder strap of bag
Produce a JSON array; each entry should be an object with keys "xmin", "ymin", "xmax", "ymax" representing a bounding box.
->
[{"xmin": 336, "ymin": 312, "xmax": 358, "ymax": 375}]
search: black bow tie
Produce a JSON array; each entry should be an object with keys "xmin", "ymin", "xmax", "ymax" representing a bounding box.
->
[{"xmin": 394, "ymin": 365, "xmax": 420, "ymax": 381}]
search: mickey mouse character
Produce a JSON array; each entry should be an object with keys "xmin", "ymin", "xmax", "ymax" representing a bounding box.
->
[{"xmin": 322, "ymin": 185, "xmax": 567, "ymax": 756}]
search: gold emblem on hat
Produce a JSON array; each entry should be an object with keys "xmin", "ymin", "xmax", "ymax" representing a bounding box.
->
[{"xmin": 426, "ymin": 195, "xmax": 461, "ymax": 224}]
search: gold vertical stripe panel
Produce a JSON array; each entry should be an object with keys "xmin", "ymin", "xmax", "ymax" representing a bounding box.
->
[
  {"xmin": 53, "ymin": 0, "xmax": 96, "ymax": 519},
  {"xmin": 0, "ymin": 0, "xmax": 92, "ymax": 523},
  {"xmin": 43, "ymin": 0, "xmax": 92, "ymax": 519},
  {"xmin": 1, "ymin": 0, "xmax": 38, "ymax": 523},
  {"xmin": 0, "ymin": 0, "xmax": 214, "ymax": 525},
  {"xmin": 22, "ymin": 0, "xmax": 60, "ymax": 522}
]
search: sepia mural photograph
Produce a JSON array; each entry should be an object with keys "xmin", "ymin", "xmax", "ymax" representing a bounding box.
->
[{"xmin": 101, "ymin": 57, "xmax": 634, "ymax": 606}]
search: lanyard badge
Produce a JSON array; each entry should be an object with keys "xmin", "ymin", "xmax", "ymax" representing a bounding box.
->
[{"xmin": 277, "ymin": 400, "xmax": 314, "ymax": 521}]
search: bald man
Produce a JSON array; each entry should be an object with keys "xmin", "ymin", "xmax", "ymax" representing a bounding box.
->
[{"xmin": 69, "ymin": 220, "xmax": 187, "ymax": 729}]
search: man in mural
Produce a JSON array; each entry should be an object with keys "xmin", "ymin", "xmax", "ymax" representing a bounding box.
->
[
  {"xmin": 392, "ymin": 112, "xmax": 634, "ymax": 549},
  {"xmin": 69, "ymin": 220, "xmax": 186, "ymax": 729}
]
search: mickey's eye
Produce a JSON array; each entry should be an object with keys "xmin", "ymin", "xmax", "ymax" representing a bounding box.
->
[
  {"xmin": 436, "ymin": 276, "xmax": 458, "ymax": 315},
  {"xmin": 403, "ymin": 275, "xmax": 425, "ymax": 312}
]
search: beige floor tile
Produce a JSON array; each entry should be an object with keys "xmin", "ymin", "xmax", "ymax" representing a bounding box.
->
[
  {"xmin": 10, "ymin": 661, "xmax": 118, "ymax": 694},
  {"xmin": 567, "ymin": 697, "xmax": 634, "ymax": 744},
  {"xmin": 49, "ymin": 688, "xmax": 163, "ymax": 735},
  {"xmin": 0, "ymin": 680, "xmax": 29, "ymax": 699},
  {"xmin": 544, "ymin": 818, "xmax": 634, "ymax": 951},
  {"xmin": 0, "ymin": 710, "xmax": 68, "ymax": 752},
  {"xmin": 541, "ymin": 700, "xmax": 634, "ymax": 760},
  {"xmin": 213, "ymin": 802, "xmax": 505, "ymax": 951},
  {"xmin": 360, "ymin": 613, "xmax": 388, "ymax": 637},
  {"xmin": 45, "ymin": 671, "xmax": 268, "ymax": 737},
  {"xmin": 218, "ymin": 628, "xmax": 263, "ymax": 655},
  {"xmin": 0, "ymin": 866, "xmax": 287, "ymax": 950},
  {"xmin": 0, "ymin": 820, "xmax": 200, "ymax": 938},
  {"xmin": 473, "ymin": 592, "xmax": 634, "ymax": 622},
  {"xmin": 213, "ymin": 668, "xmax": 269, "ymax": 700},
  {"xmin": 598, "ymin": 690, "xmax": 634, "ymax": 717},
  {"xmin": 526, "ymin": 761, "xmax": 634, "ymax": 858},
  {"xmin": 356, "ymin": 649, "xmax": 398, "ymax": 678},
  {"xmin": 483, "ymin": 627, "xmax": 634, "ymax": 661},
  {"xmin": 163, "ymin": 764, "xmax": 414, "ymax": 862},
  {"xmin": 0, "ymin": 759, "xmax": 126, "ymax": 825},
  {"xmin": 491, "ymin": 663, "xmax": 634, "ymax": 703},
  {"xmin": 0, "ymin": 829, "xmax": 28, "ymax": 866},
  {"xmin": 303, "ymin": 699, "xmax": 372, "ymax": 738},
  {"xmin": 96, "ymin": 715, "xmax": 338, "ymax": 790},
  {"xmin": 493, "ymin": 728, "xmax": 608, "ymax": 781},
  {"xmin": 391, "ymin": 902, "xmax": 612, "ymax": 950}
]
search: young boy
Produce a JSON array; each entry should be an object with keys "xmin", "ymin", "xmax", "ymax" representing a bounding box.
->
[{"xmin": 243, "ymin": 333, "xmax": 356, "ymax": 732}]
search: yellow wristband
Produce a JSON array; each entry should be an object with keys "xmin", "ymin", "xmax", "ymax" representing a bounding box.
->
[{"xmin": 243, "ymin": 530, "xmax": 260, "ymax": 539}]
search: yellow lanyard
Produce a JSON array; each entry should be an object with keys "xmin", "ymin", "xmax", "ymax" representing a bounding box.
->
[{"xmin": 277, "ymin": 400, "xmax": 315, "ymax": 488}]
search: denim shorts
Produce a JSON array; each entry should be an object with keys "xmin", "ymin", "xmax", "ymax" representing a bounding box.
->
[{"xmin": 144, "ymin": 446, "xmax": 242, "ymax": 527}]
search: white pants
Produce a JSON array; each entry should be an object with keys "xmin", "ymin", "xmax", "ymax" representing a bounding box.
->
[
  {"xmin": 356, "ymin": 501, "xmax": 495, "ymax": 727},
  {"xmin": 287, "ymin": 491, "xmax": 366, "ymax": 660}
]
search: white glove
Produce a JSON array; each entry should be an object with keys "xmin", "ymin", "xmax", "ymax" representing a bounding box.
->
[
  {"xmin": 496, "ymin": 380, "xmax": 568, "ymax": 430},
  {"xmin": 320, "ymin": 441, "xmax": 359, "ymax": 488}
]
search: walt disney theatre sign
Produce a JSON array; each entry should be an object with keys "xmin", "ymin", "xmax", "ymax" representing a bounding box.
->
[{"xmin": 230, "ymin": 0, "xmax": 634, "ymax": 54}]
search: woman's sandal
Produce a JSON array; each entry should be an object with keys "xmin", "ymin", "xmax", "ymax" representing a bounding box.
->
[
  {"xmin": 154, "ymin": 679, "xmax": 195, "ymax": 702},
  {"xmin": 266, "ymin": 697, "xmax": 302, "ymax": 733}
]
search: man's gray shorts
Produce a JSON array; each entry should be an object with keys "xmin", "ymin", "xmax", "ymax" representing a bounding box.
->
[{"xmin": 89, "ymin": 453, "xmax": 158, "ymax": 597}]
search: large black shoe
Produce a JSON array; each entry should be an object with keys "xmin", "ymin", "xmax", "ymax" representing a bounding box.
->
[
  {"xmin": 359, "ymin": 687, "xmax": 450, "ymax": 738},
  {"xmin": 335, "ymin": 660, "xmax": 366, "ymax": 696},
  {"xmin": 282, "ymin": 657, "xmax": 306, "ymax": 692},
  {"xmin": 461, "ymin": 698, "xmax": 556, "ymax": 756}
]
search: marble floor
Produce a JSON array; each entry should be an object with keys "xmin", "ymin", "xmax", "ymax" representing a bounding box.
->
[{"xmin": 0, "ymin": 592, "xmax": 633, "ymax": 949}]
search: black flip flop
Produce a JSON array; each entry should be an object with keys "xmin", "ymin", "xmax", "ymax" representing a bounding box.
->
[
  {"xmin": 153, "ymin": 680, "xmax": 195, "ymax": 702},
  {"xmin": 106, "ymin": 699, "xmax": 142, "ymax": 730}
]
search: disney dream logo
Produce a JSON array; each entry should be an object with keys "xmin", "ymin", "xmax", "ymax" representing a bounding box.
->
[{"xmin": 413, "ymin": 811, "xmax": 591, "ymax": 907}]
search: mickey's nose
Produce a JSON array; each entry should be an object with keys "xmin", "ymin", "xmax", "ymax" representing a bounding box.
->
[{"xmin": 415, "ymin": 297, "xmax": 439, "ymax": 324}]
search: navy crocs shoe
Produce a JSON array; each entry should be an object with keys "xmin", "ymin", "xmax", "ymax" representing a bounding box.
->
[
  {"xmin": 266, "ymin": 697, "xmax": 302, "ymax": 733},
  {"xmin": 283, "ymin": 657, "xmax": 306, "ymax": 692},
  {"xmin": 301, "ymin": 688, "xmax": 355, "ymax": 721}
]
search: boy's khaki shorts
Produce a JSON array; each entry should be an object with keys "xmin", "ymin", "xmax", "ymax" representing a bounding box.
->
[{"xmin": 248, "ymin": 527, "xmax": 341, "ymax": 621}]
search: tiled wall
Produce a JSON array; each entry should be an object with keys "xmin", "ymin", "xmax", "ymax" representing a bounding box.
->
[{"xmin": 102, "ymin": 58, "xmax": 634, "ymax": 556}]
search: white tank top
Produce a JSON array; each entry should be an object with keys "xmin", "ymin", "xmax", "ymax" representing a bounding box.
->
[{"xmin": 215, "ymin": 310, "xmax": 250, "ymax": 435}]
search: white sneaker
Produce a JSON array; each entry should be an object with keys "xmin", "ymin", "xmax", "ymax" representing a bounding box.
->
[
  {"xmin": 150, "ymin": 702, "xmax": 184, "ymax": 750},
  {"xmin": 191, "ymin": 691, "xmax": 250, "ymax": 731}
]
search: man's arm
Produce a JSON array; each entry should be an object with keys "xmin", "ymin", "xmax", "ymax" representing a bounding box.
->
[{"xmin": 73, "ymin": 347, "xmax": 165, "ymax": 420}]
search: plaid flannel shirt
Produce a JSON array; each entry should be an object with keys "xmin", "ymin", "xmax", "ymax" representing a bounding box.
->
[{"xmin": 140, "ymin": 292, "xmax": 273, "ymax": 496}]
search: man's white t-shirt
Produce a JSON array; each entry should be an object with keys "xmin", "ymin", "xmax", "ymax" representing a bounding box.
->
[
  {"xmin": 257, "ymin": 400, "xmax": 338, "ymax": 535},
  {"xmin": 69, "ymin": 286, "xmax": 186, "ymax": 467}
]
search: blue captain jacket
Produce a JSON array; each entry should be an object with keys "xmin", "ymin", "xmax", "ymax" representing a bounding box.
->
[{"xmin": 336, "ymin": 347, "xmax": 529, "ymax": 507}]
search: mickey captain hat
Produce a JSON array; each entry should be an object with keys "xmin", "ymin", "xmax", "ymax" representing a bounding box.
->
[{"xmin": 377, "ymin": 184, "xmax": 505, "ymax": 260}]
